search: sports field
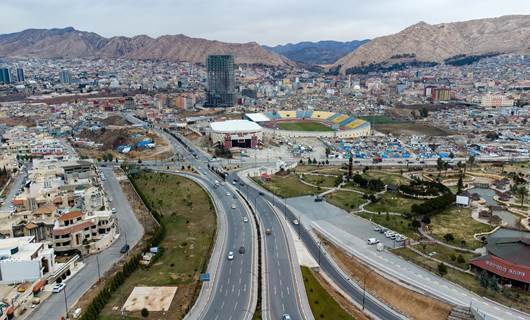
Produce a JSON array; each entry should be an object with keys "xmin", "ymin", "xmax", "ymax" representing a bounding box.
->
[{"xmin": 277, "ymin": 121, "xmax": 334, "ymax": 132}]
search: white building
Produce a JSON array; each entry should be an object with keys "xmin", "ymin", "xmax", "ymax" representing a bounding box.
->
[
  {"xmin": 0, "ymin": 236, "xmax": 55, "ymax": 284},
  {"xmin": 481, "ymin": 94, "xmax": 514, "ymax": 107}
]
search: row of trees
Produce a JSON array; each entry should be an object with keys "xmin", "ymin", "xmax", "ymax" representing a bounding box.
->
[
  {"xmin": 351, "ymin": 174, "xmax": 385, "ymax": 192},
  {"xmin": 411, "ymin": 192, "xmax": 455, "ymax": 216}
]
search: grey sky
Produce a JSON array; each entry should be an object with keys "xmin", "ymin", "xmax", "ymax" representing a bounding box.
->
[{"xmin": 1, "ymin": 0, "xmax": 529, "ymax": 45}]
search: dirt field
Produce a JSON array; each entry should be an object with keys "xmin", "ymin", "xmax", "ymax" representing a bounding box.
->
[
  {"xmin": 374, "ymin": 123, "xmax": 450, "ymax": 136},
  {"xmin": 0, "ymin": 116, "xmax": 36, "ymax": 127},
  {"xmin": 123, "ymin": 286, "xmax": 178, "ymax": 312},
  {"xmin": 324, "ymin": 239, "xmax": 453, "ymax": 320},
  {"xmin": 75, "ymin": 127, "xmax": 174, "ymax": 161}
]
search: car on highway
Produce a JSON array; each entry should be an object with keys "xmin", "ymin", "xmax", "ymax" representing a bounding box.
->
[
  {"xmin": 111, "ymin": 208, "xmax": 117, "ymax": 214},
  {"xmin": 367, "ymin": 238, "xmax": 380, "ymax": 245},
  {"xmin": 239, "ymin": 246, "xmax": 245, "ymax": 254},
  {"xmin": 292, "ymin": 219, "xmax": 299, "ymax": 225},
  {"xmin": 314, "ymin": 195, "xmax": 323, "ymax": 202},
  {"xmin": 243, "ymin": 217, "xmax": 249, "ymax": 223},
  {"xmin": 231, "ymin": 204, "xmax": 236, "ymax": 209},
  {"xmin": 226, "ymin": 192, "xmax": 230, "ymax": 196},
  {"xmin": 259, "ymin": 191, "xmax": 264, "ymax": 196},
  {"xmin": 227, "ymin": 251, "xmax": 234, "ymax": 260},
  {"xmin": 52, "ymin": 283, "xmax": 66, "ymax": 293},
  {"xmin": 120, "ymin": 244, "xmax": 130, "ymax": 254},
  {"xmin": 281, "ymin": 314, "xmax": 292, "ymax": 320},
  {"xmin": 265, "ymin": 228, "xmax": 272, "ymax": 235},
  {"xmin": 232, "ymin": 181, "xmax": 236, "ymax": 185}
]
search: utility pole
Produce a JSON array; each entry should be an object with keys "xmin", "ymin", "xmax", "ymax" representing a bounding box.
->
[
  {"xmin": 63, "ymin": 285, "xmax": 68, "ymax": 319},
  {"xmin": 96, "ymin": 252, "xmax": 101, "ymax": 282}
]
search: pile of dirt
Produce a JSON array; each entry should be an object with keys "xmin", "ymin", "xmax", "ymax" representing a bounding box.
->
[
  {"xmin": 323, "ymin": 239, "xmax": 452, "ymax": 320},
  {"xmin": 78, "ymin": 127, "xmax": 132, "ymax": 150},
  {"xmin": 100, "ymin": 115, "xmax": 130, "ymax": 126}
]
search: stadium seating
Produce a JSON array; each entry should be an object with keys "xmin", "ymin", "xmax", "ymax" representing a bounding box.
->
[
  {"xmin": 332, "ymin": 114, "xmax": 350, "ymax": 124},
  {"xmin": 278, "ymin": 110, "xmax": 297, "ymax": 118},
  {"xmin": 339, "ymin": 116, "xmax": 355, "ymax": 126},
  {"xmin": 310, "ymin": 111, "xmax": 335, "ymax": 120}
]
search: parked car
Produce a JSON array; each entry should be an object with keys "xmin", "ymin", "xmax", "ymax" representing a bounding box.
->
[
  {"xmin": 281, "ymin": 314, "xmax": 292, "ymax": 320},
  {"xmin": 111, "ymin": 208, "xmax": 117, "ymax": 214},
  {"xmin": 120, "ymin": 244, "xmax": 130, "ymax": 254},
  {"xmin": 52, "ymin": 283, "xmax": 66, "ymax": 293},
  {"xmin": 227, "ymin": 251, "xmax": 234, "ymax": 260},
  {"xmin": 367, "ymin": 238, "xmax": 380, "ymax": 245}
]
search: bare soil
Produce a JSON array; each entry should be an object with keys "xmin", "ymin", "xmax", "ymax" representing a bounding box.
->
[{"xmin": 323, "ymin": 240, "xmax": 453, "ymax": 320}]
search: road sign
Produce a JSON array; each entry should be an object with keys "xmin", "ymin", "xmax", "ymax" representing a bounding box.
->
[{"xmin": 199, "ymin": 273, "xmax": 210, "ymax": 282}]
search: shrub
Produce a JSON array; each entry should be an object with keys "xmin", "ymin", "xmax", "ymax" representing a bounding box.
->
[{"xmin": 141, "ymin": 308, "xmax": 149, "ymax": 317}]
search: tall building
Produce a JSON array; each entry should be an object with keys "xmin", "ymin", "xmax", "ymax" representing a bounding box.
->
[
  {"xmin": 60, "ymin": 70, "xmax": 72, "ymax": 84},
  {"xmin": 16, "ymin": 68, "xmax": 25, "ymax": 82},
  {"xmin": 205, "ymin": 55, "xmax": 236, "ymax": 107},
  {"xmin": 0, "ymin": 68, "xmax": 11, "ymax": 84}
]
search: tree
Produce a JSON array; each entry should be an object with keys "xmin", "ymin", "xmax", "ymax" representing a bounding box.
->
[
  {"xmin": 141, "ymin": 308, "xmax": 149, "ymax": 317},
  {"xmin": 325, "ymin": 147, "xmax": 331, "ymax": 158},
  {"xmin": 517, "ymin": 185, "xmax": 528, "ymax": 206},
  {"xmin": 457, "ymin": 174, "xmax": 464, "ymax": 194},
  {"xmin": 411, "ymin": 219, "xmax": 421, "ymax": 229},
  {"xmin": 467, "ymin": 155, "xmax": 475, "ymax": 170},
  {"xmin": 421, "ymin": 216, "xmax": 431, "ymax": 225},
  {"xmin": 443, "ymin": 233, "xmax": 455, "ymax": 242},
  {"xmin": 437, "ymin": 263, "xmax": 448, "ymax": 277},
  {"xmin": 456, "ymin": 254, "xmax": 466, "ymax": 264},
  {"xmin": 436, "ymin": 158, "xmax": 444, "ymax": 176}
]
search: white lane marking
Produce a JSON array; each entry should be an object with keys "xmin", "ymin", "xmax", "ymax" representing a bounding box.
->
[
  {"xmin": 287, "ymin": 286, "xmax": 290, "ymax": 295},
  {"xmin": 234, "ymin": 301, "xmax": 239, "ymax": 311},
  {"xmin": 238, "ymin": 288, "xmax": 241, "ymax": 296},
  {"xmin": 232, "ymin": 284, "xmax": 235, "ymax": 293}
]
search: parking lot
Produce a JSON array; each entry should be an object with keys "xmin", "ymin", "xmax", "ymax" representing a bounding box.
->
[{"xmin": 286, "ymin": 195, "xmax": 406, "ymax": 249}]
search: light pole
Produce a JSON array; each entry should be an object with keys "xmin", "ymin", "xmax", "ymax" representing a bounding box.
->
[
  {"xmin": 298, "ymin": 215, "xmax": 301, "ymax": 240},
  {"xmin": 317, "ymin": 241, "xmax": 322, "ymax": 266},
  {"xmin": 96, "ymin": 251, "xmax": 101, "ymax": 282},
  {"xmin": 362, "ymin": 269, "xmax": 373, "ymax": 310},
  {"xmin": 63, "ymin": 284, "xmax": 68, "ymax": 318}
]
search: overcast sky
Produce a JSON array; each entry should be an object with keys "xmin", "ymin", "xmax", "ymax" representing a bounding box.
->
[{"xmin": 1, "ymin": 0, "xmax": 529, "ymax": 46}]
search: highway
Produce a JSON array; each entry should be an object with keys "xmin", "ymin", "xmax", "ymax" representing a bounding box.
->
[
  {"xmin": 28, "ymin": 167, "xmax": 144, "ymax": 320},
  {"xmin": 236, "ymin": 173, "xmax": 404, "ymax": 320},
  {"xmin": 127, "ymin": 113, "xmax": 258, "ymax": 320}
]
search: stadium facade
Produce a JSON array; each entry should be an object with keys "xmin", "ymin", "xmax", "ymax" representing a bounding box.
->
[{"xmin": 209, "ymin": 120, "xmax": 263, "ymax": 149}]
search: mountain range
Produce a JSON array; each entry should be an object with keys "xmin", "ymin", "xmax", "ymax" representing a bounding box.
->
[
  {"xmin": 264, "ymin": 40, "xmax": 369, "ymax": 65},
  {"xmin": 333, "ymin": 15, "xmax": 530, "ymax": 74},
  {"xmin": 0, "ymin": 27, "xmax": 288, "ymax": 66}
]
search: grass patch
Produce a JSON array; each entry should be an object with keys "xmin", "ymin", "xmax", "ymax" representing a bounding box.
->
[
  {"xmin": 363, "ymin": 170, "xmax": 409, "ymax": 186},
  {"xmin": 278, "ymin": 121, "xmax": 334, "ymax": 132},
  {"xmin": 301, "ymin": 267, "xmax": 356, "ymax": 320},
  {"xmin": 428, "ymin": 207, "xmax": 492, "ymax": 249},
  {"xmin": 365, "ymin": 192, "xmax": 423, "ymax": 214},
  {"xmin": 325, "ymin": 191, "xmax": 365, "ymax": 212},
  {"xmin": 301, "ymin": 174, "xmax": 339, "ymax": 188},
  {"xmin": 412, "ymin": 243, "xmax": 478, "ymax": 270},
  {"xmin": 392, "ymin": 247, "xmax": 530, "ymax": 313},
  {"xmin": 100, "ymin": 171, "xmax": 216, "ymax": 319},
  {"xmin": 358, "ymin": 212, "xmax": 420, "ymax": 240},
  {"xmin": 252, "ymin": 174, "xmax": 319, "ymax": 198}
]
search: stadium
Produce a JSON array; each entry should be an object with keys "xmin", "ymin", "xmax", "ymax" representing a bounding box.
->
[
  {"xmin": 245, "ymin": 110, "xmax": 370, "ymax": 139},
  {"xmin": 209, "ymin": 111, "xmax": 370, "ymax": 149}
]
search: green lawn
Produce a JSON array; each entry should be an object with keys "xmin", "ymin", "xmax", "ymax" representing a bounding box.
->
[
  {"xmin": 392, "ymin": 247, "xmax": 530, "ymax": 313},
  {"xmin": 278, "ymin": 121, "xmax": 334, "ymax": 132},
  {"xmin": 363, "ymin": 170, "xmax": 410, "ymax": 186},
  {"xmin": 100, "ymin": 171, "xmax": 216, "ymax": 319},
  {"xmin": 252, "ymin": 174, "xmax": 320, "ymax": 198},
  {"xmin": 358, "ymin": 212, "xmax": 420, "ymax": 240},
  {"xmin": 301, "ymin": 174, "xmax": 340, "ymax": 188},
  {"xmin": 411, "ymin": 243, "xmax": 478, "ymax": 270},
  {"xmin": 325, "ymin": 191, "xmax": 365, "ymax": 212},
  {"xmin": 428, "ymin": 207, "xmax": 492, "ymax": 249},
  {"xmin": 365, "ymin": 193, "xmax": 423, "ymax": 214},
  {"xmin": 301, "ymin": 267, "xmax": 356, "ymax": 320}
]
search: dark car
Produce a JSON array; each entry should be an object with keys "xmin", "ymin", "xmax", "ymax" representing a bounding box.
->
[
  {"xmin": 239, "ymin": 246, "xmax": 245, "ymax": 254},
  {"xmin": 259, "ymin": 191, "xmax": 264, "ymax": 196},
  {"xmin": 120, "ymin": 244, "xmax": 130, "ymax": 254}
]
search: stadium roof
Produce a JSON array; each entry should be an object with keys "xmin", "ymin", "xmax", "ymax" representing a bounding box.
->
[
  {"xmin": 210, "ymin": 120, "xmax": 262, "ymax": 133},
  {"xmin": 246, "ymin": 113, "xmax": 270, "ymax": 122}
]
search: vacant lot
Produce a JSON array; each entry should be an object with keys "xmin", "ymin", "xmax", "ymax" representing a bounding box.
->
[
  {"xmin": 365, "ymin": 193, "xmax": 423, "ymax": 214},
  {"xmin": 100, "ymin": 171, "xmax": 216, "ymax": 319},
  {"xmin": 325, "ymin": 191, "xmax": 365, "ymax": 212},
  {"xmin": 253, "ymin": 174, "xmax": 319, "ymax": 198},
  {"xmin": 374, "ymin": 123, "xmax": 450, "ymax": 136},
  {"xmin": 428, "ymin": 207, "xmax": 492, "ymax": 249},
  {"xmin": 278, "ymin": 121, "xmax": 334, "ymax": 132},
  {"xmin": 301, "ymin": 267, "xmax": 357, "ymax": 320}
]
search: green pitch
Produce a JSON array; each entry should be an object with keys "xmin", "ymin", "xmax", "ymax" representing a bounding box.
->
[{"xmin": 277, "ymin": 121, "xmax": 334, "ymax": 132}]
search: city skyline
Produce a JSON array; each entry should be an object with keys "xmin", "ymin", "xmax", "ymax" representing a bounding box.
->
[{"xmin": 1, "ymin": 0, "xmax": 529, "ymax": 45}]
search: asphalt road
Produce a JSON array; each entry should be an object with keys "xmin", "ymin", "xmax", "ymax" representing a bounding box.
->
[
  {"xmin": 0, "ymin": 165, "xmax": 27, "ymax": 212},
  {"xmin": 28, "ymin": 167, "xmax": 144, "ymax": 320},
  {"xmin": 240, "ymin": 176, "xmax": 404, "ymax": 320}
]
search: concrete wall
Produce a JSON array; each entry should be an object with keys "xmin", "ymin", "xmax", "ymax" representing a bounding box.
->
[{"xmin": 0, "ymin": 260, "xmax": 41, "ymax": 284}]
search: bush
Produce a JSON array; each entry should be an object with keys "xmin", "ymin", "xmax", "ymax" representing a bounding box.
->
[
  {"xmin": 437, "ymin": 263, "xmax": 448, "ymax": 277},
  {"xmin": 141, "ymin": 308, "xmax": 149, "ymax": 317},
  {"xmin": 456, "ymin": 254, "xmax": 466, "ymax": 264},
  {"xmin": 443, "ymin": 233, "xmax": 455, "ymax": 242}
]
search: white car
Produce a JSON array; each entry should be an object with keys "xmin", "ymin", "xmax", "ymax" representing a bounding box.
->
[
  {"xmin": 243, "ymin": 217, "xmax": 249, "ymax": 223},
  {"xmin": 52, "ymin": 283, "xmax": 66, "ymax": 293},
  {"xmin": 111, "ymin": 208, "xmax": 117, "ymax": 214},
  {"xmin": 231, "ymin": 204, "xmax": 236, "ymax": 209},
  {"xmin": 367, "ymin": 238, "xmax": 380, "ymax": 245},
  {"xmin": 292, "ymin": 219, "xmax": 299, "ymax": 225},
  {"xmin": 227, "ymin": 251, "xmax": 234, "ymax": 260},
  {"xmin": 226, "ymin": 192, "xmax": 230, "ymax": 197}
]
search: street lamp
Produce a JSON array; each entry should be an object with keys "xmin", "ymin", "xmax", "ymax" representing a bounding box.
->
[
  {"xmin": 63, "ymin": 284, "xmax": 68, "ymax": 318},
  {"xmin": 317, "ymin": 240, "xmax": 322, "ymax": 266},
  {"xmin": 362, "ymin": 269, "xmax": 373, "ymax": 310}
]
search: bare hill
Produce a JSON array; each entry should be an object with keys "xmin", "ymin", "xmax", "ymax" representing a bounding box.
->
[
  {"xmin": 333, "ymin": 15, "xmax": 530, "ymax": 74},
  {"xmin": 0, "ymin": 27, "xmax": 289, "ymax": 66}
]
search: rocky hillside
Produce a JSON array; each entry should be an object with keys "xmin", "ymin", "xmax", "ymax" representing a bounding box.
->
[
  {"xmin": 265, "ymin": 40, "xmax": 369, "ymax": 65},
  {"xmin": 0, "ymin": 27, "xmax": 289, "ymax": 66},
  {"xmin": 333, "ymin": 15, "xmax": 530, "ymax": 74}
]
